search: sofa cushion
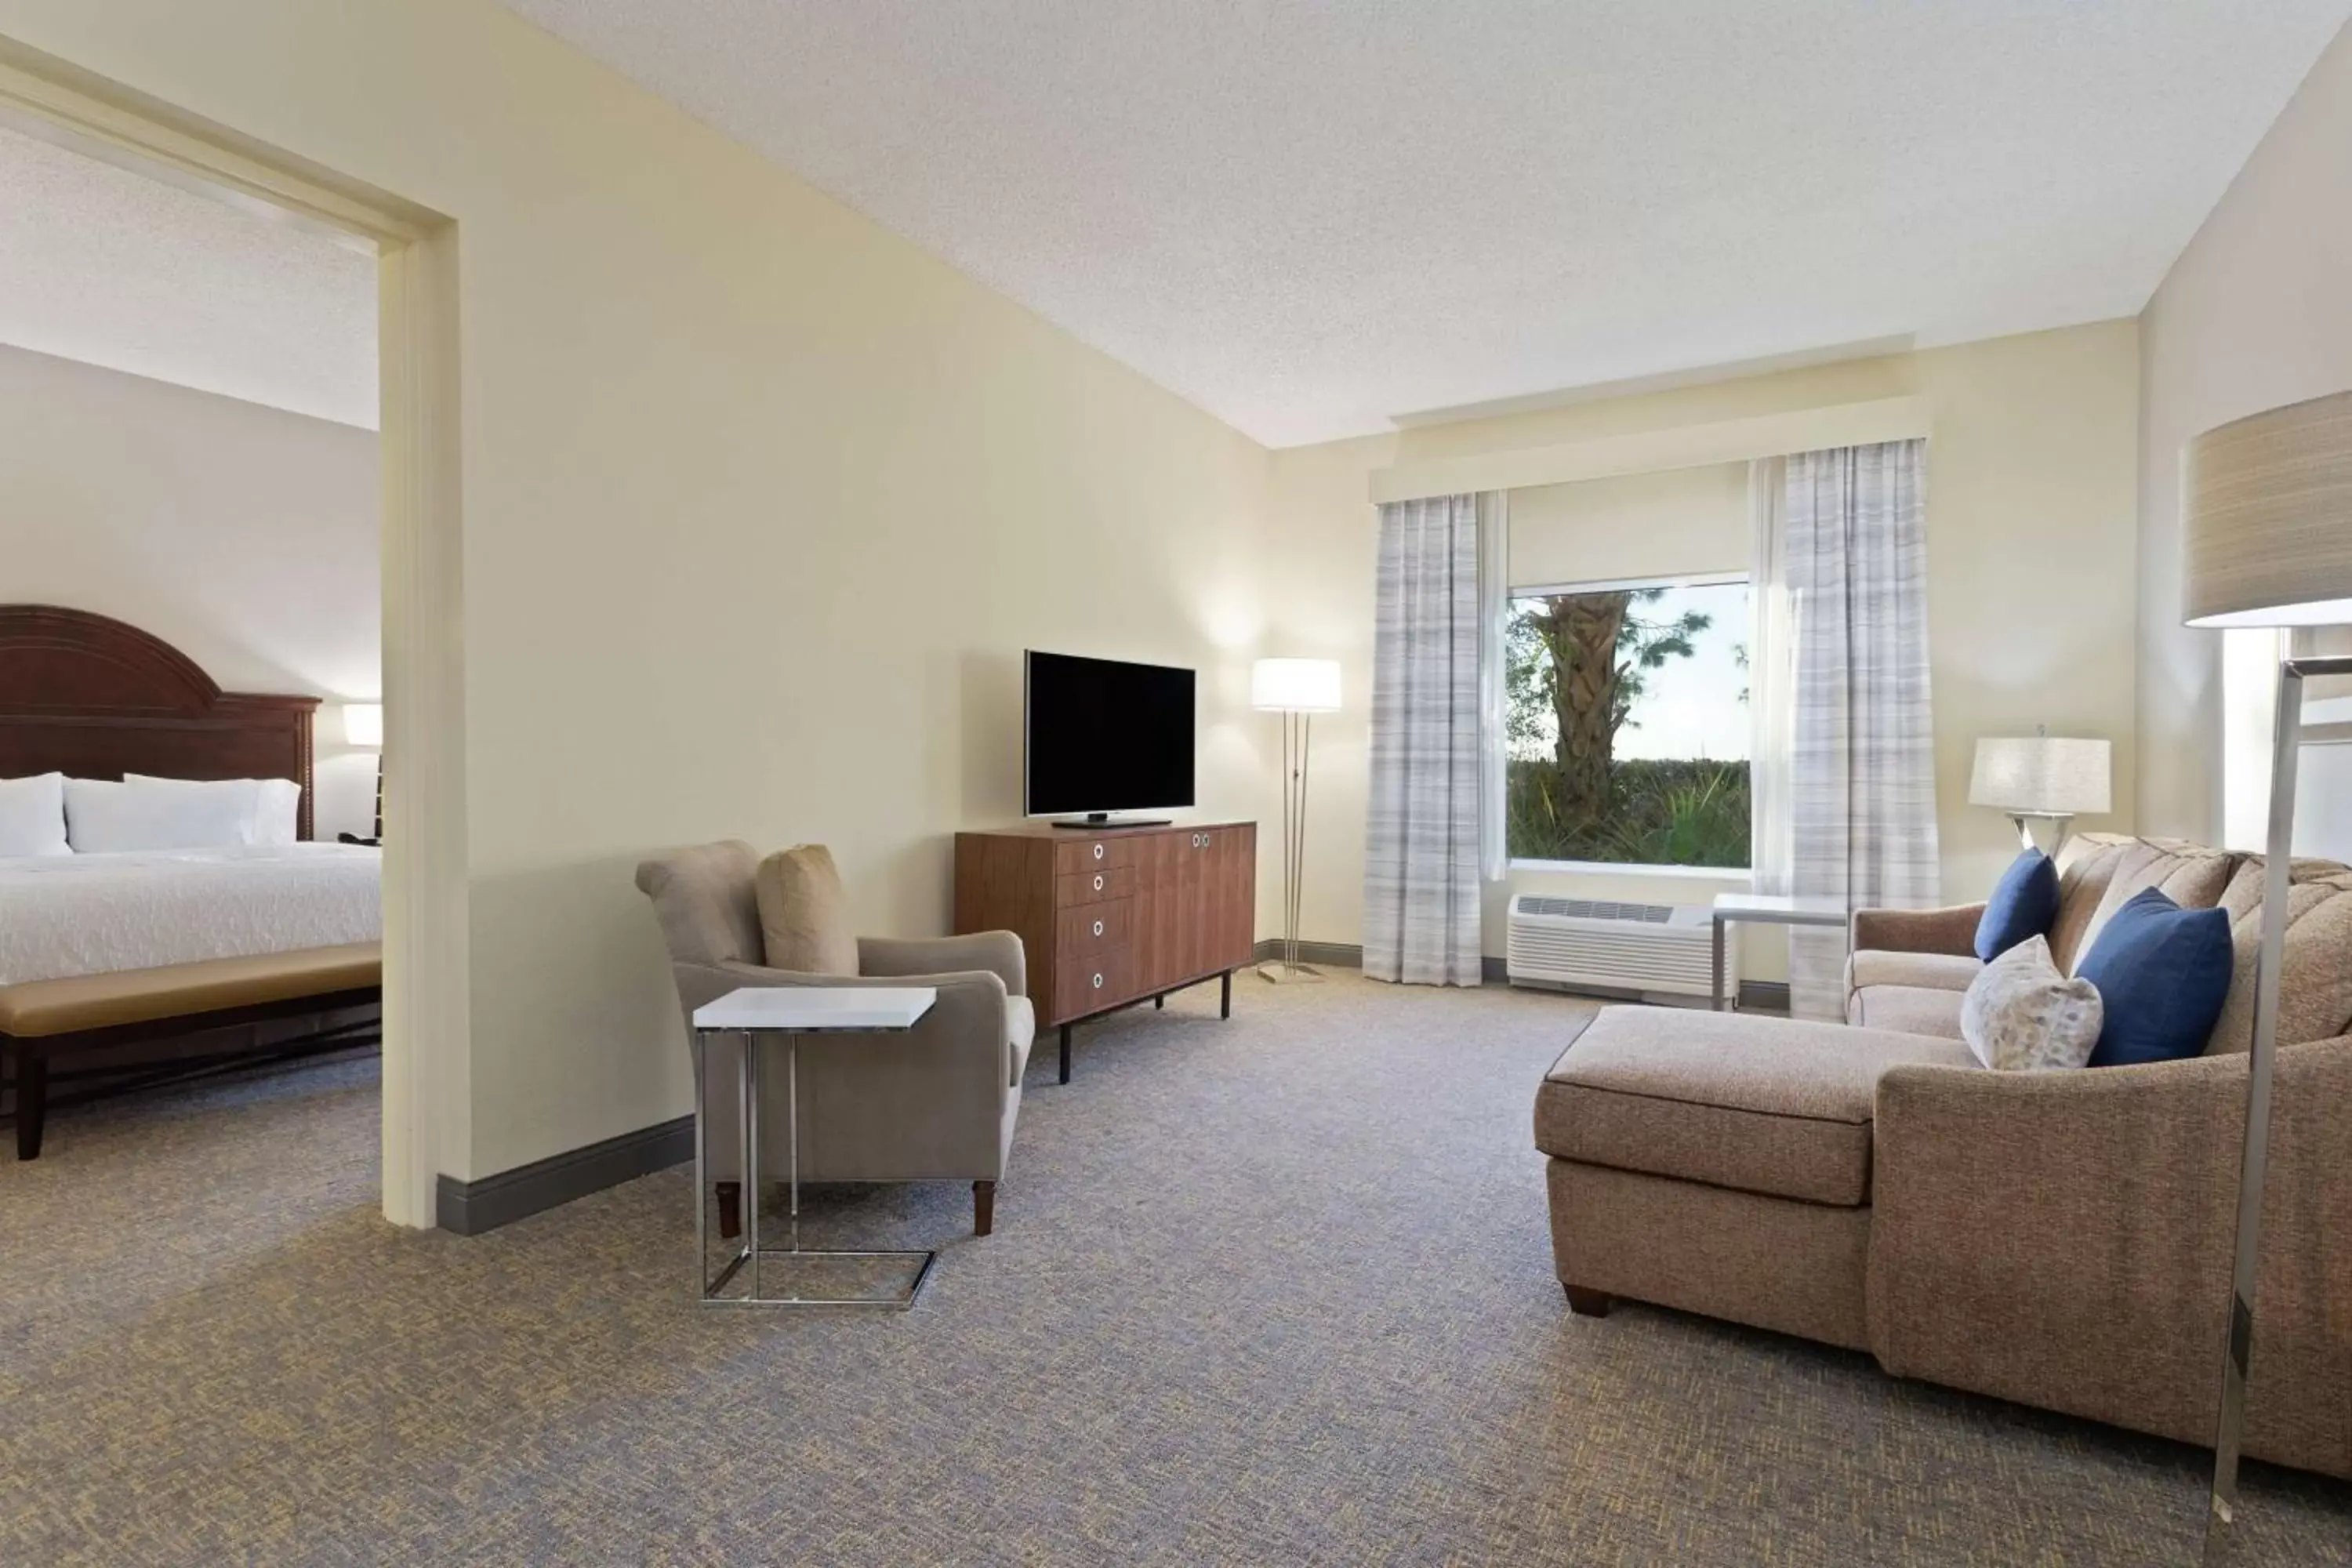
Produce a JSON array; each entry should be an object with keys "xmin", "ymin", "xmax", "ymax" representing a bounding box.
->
[
  {"xmin": 754, "ymin": 844, "xmax": 859, "ymax": 976},
  {"xmin": 2048, "ymin": 835, "xmax": 2135, "ymax": 974},
  {"xmin": 2078, "ymin": 889, "xmax": 2234, "ymax": 1068},
  {"xmin": 1976, "ymin": 850, "xmax": 2060, "ymax": 961},
  {"xmin": 2067, "ymin": 840, "xmax": 2238, "ymax": 975},
  {"xmin": 1849, "ymin": 950, "xmax": 1984, "ymax": 994},
  {"xmin": 1848, "ymin": 984, "xmax": 1967, "ymax": 1040},
  {"xmin": 2207, "ymin": 864, "xmax": 2352, "ymax": 1054},
  {"xmin": 1534, "ymin": 1006, "xmax": 1974, "ymax": 1207},
  {"xmin": 1958, "ymin": 935, "xmax": 2103, "ymax": 1071}
]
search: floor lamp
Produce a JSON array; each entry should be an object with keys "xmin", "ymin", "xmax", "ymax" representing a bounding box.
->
[
  {"xmin": 1252, "ymin": 658, "xmax": 1341, "ymax": 982},
  {"xmin": 2183, "ymin": 389, "xmax": 2352, "ymax": 1557}
]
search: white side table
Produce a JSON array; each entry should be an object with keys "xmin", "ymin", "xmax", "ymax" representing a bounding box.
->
[
  {"xmin": 690, "ymin": 985, "xmax": 936, "ymax": 1309},
  {"xmin": 1708, "ymin": 894, "xmax": 1849, "ymax": 1011}
]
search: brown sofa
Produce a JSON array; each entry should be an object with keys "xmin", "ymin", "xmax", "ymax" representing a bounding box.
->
[{"xmin": 1536, "ymin": 834, "xmax": 2352, "ymax": 1478}]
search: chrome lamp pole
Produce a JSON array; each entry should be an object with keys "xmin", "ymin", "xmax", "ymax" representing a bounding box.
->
[
  {"xmin": 2179, "ymin": 389, "xmax": 2352, "ymax": 1563},
  {"xmin": 1250, "ymin": 659, "xmax": 1341, "ymax": 983}
]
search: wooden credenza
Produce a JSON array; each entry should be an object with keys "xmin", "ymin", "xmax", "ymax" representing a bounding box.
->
[{"xmin": 953, "ymin": 821, "xmax": 1256, "ymax": 1083}]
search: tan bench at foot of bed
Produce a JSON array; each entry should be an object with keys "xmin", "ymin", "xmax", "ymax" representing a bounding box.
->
[{"xmin": 0, "ymin": 942, "xmax": 382, "ymax": 1160}]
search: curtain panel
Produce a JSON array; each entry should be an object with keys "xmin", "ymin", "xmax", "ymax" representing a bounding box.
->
[
  {"xmin": 1786, "ymin": 438, "xmax": 1940, "ymax": 1018},
  {"xmin": 1363, "ymin": 493, "xmax": 1485, "ymax": 986}
]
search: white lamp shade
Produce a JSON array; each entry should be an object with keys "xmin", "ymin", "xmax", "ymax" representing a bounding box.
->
[
  {"xmin": 343, "ymin": 702, "xmax": 384, "ymax": 749},
  {"xmin": 2184, "ymin": 389, "xmax": 2352, "ymax": 627},
  {"xmin": 1969, "ymin": 736, "xmax": 2111, "ymax": 816},
  {"xmin": 1250, "ymin": 658, "xmax": 1341, "ymax": 713}
]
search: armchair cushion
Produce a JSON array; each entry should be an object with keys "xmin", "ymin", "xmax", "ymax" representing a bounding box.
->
[{"xmin": 755, "ymin": 844, "xmax": 858, "ymax": 976}]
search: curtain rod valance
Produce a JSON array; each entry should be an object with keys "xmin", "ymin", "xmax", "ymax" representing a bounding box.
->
[{"xmin": 1367, "ymin": 395, "xmax": 1931, "ymax": 505}]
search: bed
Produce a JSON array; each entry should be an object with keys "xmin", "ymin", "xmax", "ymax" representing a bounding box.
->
[{"xmin": 0, "ymin": 604, "xmax": 383, "ymax": 1159}]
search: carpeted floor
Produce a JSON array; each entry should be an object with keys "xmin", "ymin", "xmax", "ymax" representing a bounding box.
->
[{"xmin": 2, "ymin": 974, "xmax": 2346, "ymax": 1566}]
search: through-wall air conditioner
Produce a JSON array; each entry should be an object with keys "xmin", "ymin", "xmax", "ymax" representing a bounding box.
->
[{"xmin": 1504, "ymin": 895, "xmax": 1727, "ymax": 1004}]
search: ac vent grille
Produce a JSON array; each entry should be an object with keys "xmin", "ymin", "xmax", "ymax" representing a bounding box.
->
[{"xmin": 1515, "ymin": 898, "xmax": 1673, "ymax": 924}]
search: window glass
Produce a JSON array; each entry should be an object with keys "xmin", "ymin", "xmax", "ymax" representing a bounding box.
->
[{"xmin": 1506, "ymin": 579, "xmax": 1751, "ymax": 868}]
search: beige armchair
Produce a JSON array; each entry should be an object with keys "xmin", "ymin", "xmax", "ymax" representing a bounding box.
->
[{"xmin": 635, "ymin": 840, "xmax": 1032, "ymax": 1237}]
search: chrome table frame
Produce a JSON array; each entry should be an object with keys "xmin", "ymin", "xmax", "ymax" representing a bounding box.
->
[
  {"xmin": 1708, "ymin": 895, "xmax": 1849, "ymax": 1011},
  {"xmin": 691, "ymin": 1021, "xmax": 938, "ymax": 1310}
]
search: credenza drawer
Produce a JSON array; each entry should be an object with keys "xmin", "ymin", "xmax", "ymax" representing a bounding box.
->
[
  {"xmin": 1053, "ymin": 835, "xmax": 1137, "ymax": 876},
  {"xmin": 1056, "ymin": 865, "xmax": 1134, "ymax": 906},
  {"xmin": 1057, "ymin": 949, "xmax": 1131, "ymax": 1019},
  {"xmin": 1058, "ymin": 898, "xmax": 1131, "ymax": 956}
]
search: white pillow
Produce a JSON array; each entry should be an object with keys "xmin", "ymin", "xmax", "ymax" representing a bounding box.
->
[
  {"xmin": 1959, "ymin": 935, "xmax": 2104, "ymax": 1071},
  {"xmin": 122, "ymin": 775, "xmax": 301, "ymax": 846},
  {"xmin": 66, "ymin": 776, "xmax": 258, "ymax": 853},
  {"xmin": 254, "ymin": 779, "xmax": 302, "ymax": 846},
  {"xmin": 0, "ymin": 772, "xmax": 71, "ymax": 857}
]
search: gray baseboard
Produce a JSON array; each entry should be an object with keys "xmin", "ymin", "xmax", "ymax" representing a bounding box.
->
[
  {"xmin": 436, "ymin": 1113, "xmax": 695, "ymax": 1236},
  {"xmin": 1251, "ymin": 938, "xmax": 1365, "ymax": 970},
  {"xmin": 1270, "ymin": 942, "xmax": 1791, "ymax": 1011}
]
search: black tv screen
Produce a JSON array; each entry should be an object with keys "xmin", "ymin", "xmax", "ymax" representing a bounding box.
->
[{"xmin": 1024, "ymin": 651, "xmax": 1196, "ymax": 818}]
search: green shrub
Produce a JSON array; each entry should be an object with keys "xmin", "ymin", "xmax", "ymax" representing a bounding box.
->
[{"xmin": 1507, "ymin": 757, "xmax": 1751, "ymax": 868}]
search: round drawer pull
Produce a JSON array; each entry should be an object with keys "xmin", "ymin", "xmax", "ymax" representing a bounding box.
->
[
  {"xmin": 1092, "ymin": 843, "xmax": 1105, "ymax": 860},
  {"xmin": 1192, "ymin": 833, "xmax": 1205, "ymax": 848},
  {"xmin": 1091, "ymin": 972, "xmax": 1104, "ymax": 989},
  {"xmin": 1093, "ymin": 873, "xmax": 1105, "ymax": 891},
  {"xmin": 1092, "ymin": 920, "xmax": 1104, "ymax": 937}
]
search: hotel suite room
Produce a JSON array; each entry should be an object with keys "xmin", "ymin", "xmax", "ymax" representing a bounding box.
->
[{"xmin": 1, "ymin": 2, "xmax": 2350, "ymax": 1565}]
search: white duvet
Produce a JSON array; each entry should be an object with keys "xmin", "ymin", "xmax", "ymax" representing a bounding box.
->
[{"xmin": 0, "ymin": 844, "xmax": 382, "ymax": 985}]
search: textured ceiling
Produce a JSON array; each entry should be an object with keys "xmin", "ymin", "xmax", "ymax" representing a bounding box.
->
[
  {"xmin": 499, "ymin": 0, "xmax": 2350, "ymax": 447},
  {"xmin": 0, "ymin": 124, "xmax": 377, "ymax": 429}
]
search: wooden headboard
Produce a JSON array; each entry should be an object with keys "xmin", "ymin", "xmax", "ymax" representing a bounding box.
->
[{"xmin": 0, "ymin": 605, "xmax": 320, "ymax": 840}]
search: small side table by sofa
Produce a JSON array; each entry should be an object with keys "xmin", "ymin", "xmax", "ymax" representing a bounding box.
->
[
  {"xmin": 690, "ymin": 985, "xmax": 937, "ymax": 1309},
  {"xmin": 1708, "ymin": 894, "xmax": 1849, "ymax": 1012}
]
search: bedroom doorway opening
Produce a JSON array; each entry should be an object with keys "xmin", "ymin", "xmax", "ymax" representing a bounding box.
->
[{"xmin": 0, "ymin": 37, "xmax": 463, "ymax": 1229}]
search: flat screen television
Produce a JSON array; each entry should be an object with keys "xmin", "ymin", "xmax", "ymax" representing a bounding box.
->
[{"xmin": 1024, "ymin": 651, "xmax": 1196, "ymax": 825}]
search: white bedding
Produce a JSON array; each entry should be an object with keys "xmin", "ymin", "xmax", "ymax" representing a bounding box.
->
[{"xmin": 0, "ymin": 844, "xmax": 381, "ymax": 985}]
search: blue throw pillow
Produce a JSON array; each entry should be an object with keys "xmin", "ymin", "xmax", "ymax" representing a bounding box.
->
[
  {"xmin": 2076, "ymin": 888, "xmax": 2234, "ymax": 1067},
  {"xmin": 1974, "ymin": 849, "xmax": 2060, "ymax": 961}
]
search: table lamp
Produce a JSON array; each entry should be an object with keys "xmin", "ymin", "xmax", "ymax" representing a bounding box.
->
[
  {"xmin": 1968, "ymin": 733, "xmax": 2111, "ymax": 853},
  {"xmin": 1251, "ymin": 658, "xmax": 1341, "ymax": 982},
  {"xmin": 2183, "ymin": 389, "xmax": 2352, "ymax": 1545},
  {"xmin": 343, "ymin": 702, "xmax": 383, "ymax": 842}
]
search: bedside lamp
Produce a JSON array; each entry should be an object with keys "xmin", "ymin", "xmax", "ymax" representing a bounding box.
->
[
  {"xmin": 1968, "ymin": 734, "xmax": 2111, "ymax": 853},
  {"xmin": 342, "ymin": 702, "xmax": 383, "ymax": 843},
  {"xmin": 1251, "ymin": 659, "xmax": 1341, "ymax": 983},
  {"xmin": 2184, "ymin": 389, "xmax": 2352, "ymax": 1542}
]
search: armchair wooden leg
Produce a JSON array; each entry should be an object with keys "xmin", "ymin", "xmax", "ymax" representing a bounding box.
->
[
  {"xmin": 1563, "ymin": 1283, "xmax": 1613, "ymax": 1317},
  {"xmin": 715, "ymin": 1181, "xmax": 742, "ymax": 1240},
  {"xmin": 973, "ymin": 1180, "xmax": 996, "ymax": 1237}
]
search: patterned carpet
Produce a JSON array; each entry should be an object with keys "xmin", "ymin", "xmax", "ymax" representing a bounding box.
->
[{"xmin": 2, "ymin": 973, "xmax": 2346, "ymax": 1566}]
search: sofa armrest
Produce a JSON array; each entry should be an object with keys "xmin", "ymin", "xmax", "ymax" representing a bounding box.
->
[
  {"xmin": 1850, "ymin": 903, "xmax": 1984, "ymax": 957},
  {"xmin": 1869, "ymin": 1040, "xmax": 2352, "ymax": 1466},
  {"xmin": 859, "ymin": 931, "xmax": 1024, "ymax": 996}
]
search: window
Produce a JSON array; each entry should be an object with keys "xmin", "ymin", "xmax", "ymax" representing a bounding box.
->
[{"xmin": 1505, "ymin": 575, "xmax": 1751, "ymax": 869}]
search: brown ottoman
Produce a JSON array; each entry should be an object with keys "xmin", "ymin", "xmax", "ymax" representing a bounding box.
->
[{"xmin": 1534, "ymin": 1005, "xmax": 1974, "ymax": 1349}]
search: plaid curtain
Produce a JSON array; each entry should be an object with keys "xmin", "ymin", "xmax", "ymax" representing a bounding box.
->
[
  {"xmin": 1787, "ymin": 438, "xmax": 1940, "ymax": 1018},
  {"xmin": 1363, "ymin": 494, "xmax": 1484, "ymax": 986}
]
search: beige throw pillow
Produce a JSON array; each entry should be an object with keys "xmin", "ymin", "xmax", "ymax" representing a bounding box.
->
[
  {"xmin": 1960, "ymin": 935, "xmax": 2103, "ymax": 1071},
  {"xmin": 755, "ymin": 844, "xmax": 858, "ymax": 976}
]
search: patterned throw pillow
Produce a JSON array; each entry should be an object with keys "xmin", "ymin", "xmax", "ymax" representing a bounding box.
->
[{"xmin": 1959, "ymin": 935, "xmax": 2103, "ymax": 1071}]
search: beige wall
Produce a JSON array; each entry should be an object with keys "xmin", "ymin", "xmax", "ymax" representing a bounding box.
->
[
  {"xmin": 2139, "ymin": 21, "xmax": 2352, "ymax": 842},
  {"xmin": 0, "ymin": 341, "xmax": 382, "ymax": 837},
  {"xmin": 0, "ymin": 0, "xmax": 1279, "ymax": 1181},
  {"xmin": 1508, "ymin": 463, "xmax": 1748, "ymax": 587},
  {"xmin": 1267, "ymin": 321, "xmax": 2143, "ymax": 975}
]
